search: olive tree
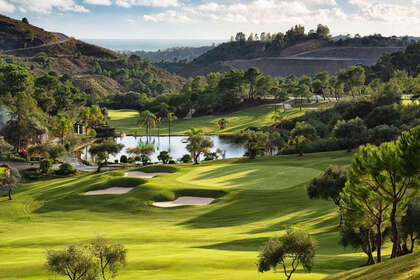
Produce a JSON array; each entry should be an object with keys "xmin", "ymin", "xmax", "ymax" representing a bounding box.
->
[
  {"xmin": 185, "ymin": 128, "xmax": 214, "ymax": 164},
  {"xmin": 127, "ymin": 144, "xmax": 155, "ymax": 165},
  {"xmin": 90, "ymin": 237, "xmax": 127, "ymax": 280},
  {"xmin": 0, "ymin": 164, "xmax": 20, "ymax": 200},
  {"xmin": 89, "ymin": 142, "xmax": 124, "ymax": 172},
  {"xmin": 46, "ymin": 244, "xmax": 98, "ymax": 280},
  {"xmin": 258, "ymin": 228, "xmax": 316, "ymax": 280}
]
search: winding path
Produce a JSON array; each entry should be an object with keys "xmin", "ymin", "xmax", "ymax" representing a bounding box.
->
[{"xmin": 3, "ymin": 32, "xmax": 70, "ymax": 54}]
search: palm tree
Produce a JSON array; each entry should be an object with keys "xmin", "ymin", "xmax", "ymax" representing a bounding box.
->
[
  {"xmin": 166, "ymin": 112, "xmax": 178, "ymax": 147},
  {"xmin": 156, "ymin": 117, "xmax": 162, "ymax": 141},
  {"xmin": 137, "ymin": 110, "xmax": 156, "ymax": 143}
]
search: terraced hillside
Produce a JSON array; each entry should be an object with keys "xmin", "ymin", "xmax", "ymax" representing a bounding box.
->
[{"xmin": 168, "ymin": 38, "xmax": 406, "ymax": 78}]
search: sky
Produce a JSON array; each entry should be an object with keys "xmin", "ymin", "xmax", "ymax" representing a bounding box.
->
[{"xmin": 0, "ymin": 0, "xmax": 419, "ymax": 40}]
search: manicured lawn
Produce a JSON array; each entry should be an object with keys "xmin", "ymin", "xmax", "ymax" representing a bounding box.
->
[
  {"xmin": 326, "ymin": 251, "xmax": 420, "ymax": 280},
  {"xmin": 0, "ymin": 151, "xmax": 369, "ymax": 280},
  {"xmin": 108, "ymin": 105, "xmax": 312, "ymax": 135}
]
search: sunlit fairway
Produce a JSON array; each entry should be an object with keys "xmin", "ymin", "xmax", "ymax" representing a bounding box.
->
[
  {"xmin": 0, "ymin": 151, "xmax": 374, "ymax": 280},
  {"xmin": 108, "ymin": 105, "xmax": 313, "ymax": 135}
]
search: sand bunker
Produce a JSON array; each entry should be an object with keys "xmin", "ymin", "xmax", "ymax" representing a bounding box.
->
[
  {"xmin": 125, "ymin": 171, "xmax": 169, "ymax": 178},
  {"xmin": 153, "ymin": 196, "xmax": 215, "ymax": 208},
  {"xmin": 85, "ymin": 187, "xmax": 134, "ymax": 195}
]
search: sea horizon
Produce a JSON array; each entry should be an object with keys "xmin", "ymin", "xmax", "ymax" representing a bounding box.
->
[{"xmin": 81, "ymin": 38, "xmax": 225, "ymax": 52}]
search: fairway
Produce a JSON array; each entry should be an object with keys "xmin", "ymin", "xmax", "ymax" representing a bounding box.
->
[
  {"xmin": 0, "ymin": 151, "xmax": 369, "ymax": 280},
  {"xmin": 108, "ymin": 105, "xmax": 309, "ymax": 135}
]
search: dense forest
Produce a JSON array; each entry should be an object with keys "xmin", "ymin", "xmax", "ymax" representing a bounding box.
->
[{"xmin": 104, "ymin": 41, "xmax": 420, "ymax": 116}]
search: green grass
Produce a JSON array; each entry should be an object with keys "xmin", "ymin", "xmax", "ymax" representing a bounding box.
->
[
  {"xmin": 0, "ymin": 167, "xmax": 4, "ymax": 178},
  {"xmin": 108, "ymin": 105, "xmax": 312, "ymax": 135},
  {"xmin": 326, "ymin": 251, "xmax": 420, "ymax": 280},
  {"xmin": 0, "ymin": 151, "xmax": 370, "ymax": 280}
]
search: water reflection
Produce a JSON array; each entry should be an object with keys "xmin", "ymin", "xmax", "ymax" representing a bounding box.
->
[{"xmin": 86, "ymin": 135, "xmax": 246, "ymax": 163}]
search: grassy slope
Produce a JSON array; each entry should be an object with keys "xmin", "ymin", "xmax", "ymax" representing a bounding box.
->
[
  {"xmin": 0, "ymin": 151, "xmax": 369, "ymax": 280},
  {"xmin": 108, "ymin": 104, "xmax": 324, "ymax": 135},
  {"xmin": 325, "ymin": 252, "xmax": 420, "ymax": 280}
]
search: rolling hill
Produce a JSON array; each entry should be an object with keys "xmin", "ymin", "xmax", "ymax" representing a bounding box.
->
[
  {"xmin": 162, "ymin": 38, "xmax": 407, "ymax": 78},
  {"xmin": 0, "ymin": 14, "xmax": 185, "ymax": 96}
]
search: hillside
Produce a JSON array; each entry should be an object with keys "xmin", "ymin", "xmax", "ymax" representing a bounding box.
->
[
  {"xmin": 325, "ymin": 252, "xmax": 420, "ymax": 280},
  {"xmin": 163, "ymin": 38, "xmax": 407, "ymax": 78},
  {"xmin": 0, "ymin": 14, "xmax": 185, "ymax": 96},
  {"xmin": 124, "ymin": 45, "xmax": 215, "ymax": 63},
  {"xmin": 0, "ymin": 14, "xmax": 60, "ymax": 50}
]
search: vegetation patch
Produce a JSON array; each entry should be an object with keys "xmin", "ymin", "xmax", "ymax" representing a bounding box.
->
[{"xmin": 135, "ymin": 165, "xmax": 178, "ymax": 174}]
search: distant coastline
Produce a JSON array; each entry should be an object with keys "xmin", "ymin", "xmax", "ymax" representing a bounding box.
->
[{"xmin": 81, "ymin": 38, "xmax": 225, "ymax": 52}]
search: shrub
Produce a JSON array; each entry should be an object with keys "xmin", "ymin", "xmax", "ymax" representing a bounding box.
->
[
  {"xmin": 40, "ymin": 159, "xmax": 53, "ymax": 174},
  {"xmin": 157, "ymin": 151, "xmax": 172, "ymax": 164},
  {"xmin": 56, "ymin": 163, "xmax": 76, "ymax": 175},
  {"xmin": 120, "ymin": 155, "xmax": 128, "ymax": 163},
  {"xmin": 137, "ymin": 165, "xmax": 177, "ymax": 173},
  {"xmin": 180, "ymin": 154, "xmax": 192, "ymax": 163}
]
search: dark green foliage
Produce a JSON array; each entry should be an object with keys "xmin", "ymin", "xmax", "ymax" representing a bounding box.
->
[
  {"xmin": 365, "ymin": 105, "xmax": 400, "ymax": 128},
  {"xmin": 89, "ymin": 142, "xmax": 124, "ymax": 172},
  {"xmin": 40, "ymin": 159, "xmax": 52, "ymax": 174},
  {"xmin": 397, "ymin": 125, "xmax": 420, "ymax": 177},
  {"xmin": 369, "ymin": 125, "xmax": 400, "ymax": 145},
  {"xmin": 258, "ymin": 229, "xmax": 316, "ymax": 280},
  {"xmin": 307, "ymin": 166, "xmax": 347, "ymax": 206},
  {"xmin": 157, "ymin": 151, "xmax": 172, "ymax": 164},
  {"xmin": 136, "ymin": 165, "xmax": 177, "ymax": 173},
  {"xmin": 180, "ymin": 154, "xmax": 192, "ymax": 163},
  {"xmin": 333, "ymin": 117, "xmax": 368, "ymax": 151},
  {"xmin": 56, "ymin": 163, "xmax": 76, "ymax": 176},
  {"xmin": 120, "ymin": 155, "xmax": 128, "ymax": 163},
  {"xmin": 234, "ymin": 130, "xmax": 268, "ymax": 159},
  {"xmin": 401, "ymin": 199, "xmax": 420, "ymax": 255}
]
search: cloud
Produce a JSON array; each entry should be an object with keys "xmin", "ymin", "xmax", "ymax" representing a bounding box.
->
[
  {"xmin": 116, "ymin": 0, "xmax": 180, "ymax": 8},
  {"xmin": 0, "ymin": 0, "xmax": 15, "ymax": 13},
  {"xmin": 349, "ymin": 0, "xmax": 420, "ymax": 23},
  {"xmin": 144, "ymin": 10, "xmax": 193, "ymax": 23},
  {"xmin": 9, "ymin": 0, "xmax": 89, "ymax": 13},
  {"xmin": 84, "ymin": 0, "xmax": 112, "ymax": 6}
]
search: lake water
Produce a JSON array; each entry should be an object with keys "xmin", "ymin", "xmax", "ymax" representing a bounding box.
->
[
  {"xmin": 81, "ymin": 39, "xmax": 224, "ymax": 51},
  {"xmin": 77, "ymin": 135, "xmax": 246, "ymax": 165}
]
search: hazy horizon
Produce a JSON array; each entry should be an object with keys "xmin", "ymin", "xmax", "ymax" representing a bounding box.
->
[{"xmin": 0, "ymin": 0, "xmax": 418, "ymax": 40}]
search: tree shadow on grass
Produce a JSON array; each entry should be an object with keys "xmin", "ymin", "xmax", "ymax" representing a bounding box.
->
[
  {"xmin": 178, "ymin": 184, "xmax": 336, "ymax": 229},
  {"xmin": 184, "ymin": 163, "xmax": 321, "ymax": 191}
]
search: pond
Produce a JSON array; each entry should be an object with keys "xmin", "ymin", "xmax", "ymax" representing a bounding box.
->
[{"xmin": 76, "ymin": 135, "xmax": 247, "ymax": 165}]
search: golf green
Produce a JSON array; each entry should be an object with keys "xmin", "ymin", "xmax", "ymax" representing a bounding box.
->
[{"xmin": 0, "ymin": 151, "xmax": 369, "ymax": 280}]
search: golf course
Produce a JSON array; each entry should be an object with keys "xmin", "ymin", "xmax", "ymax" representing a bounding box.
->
[
  {"xmin": 0, "ymin": 151, "xmax": 376, "ymax": 280},
  {"xmin": 108, "ymin": 104, "xmax": 321, "ymax": 135}
]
